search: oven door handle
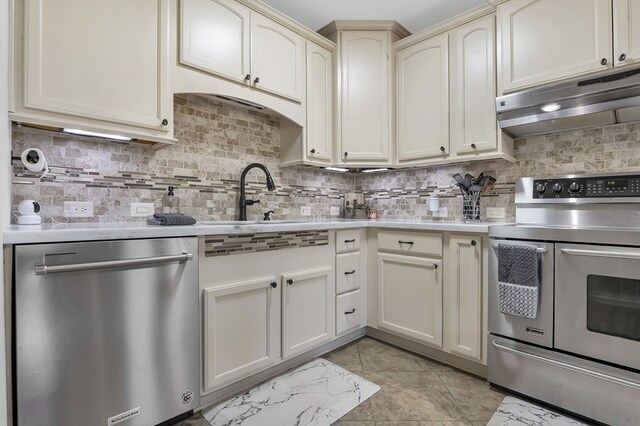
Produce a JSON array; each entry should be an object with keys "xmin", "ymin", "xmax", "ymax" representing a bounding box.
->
[
  {"xmin": 492, "ymin": 339, "xmax": 640, "ymax": 391},
  {"xmin": 560, "ymin": 248, "xmax": 640, "ymax": 260},
  {"xmin": 491, "ymin": 244, "xmax": 547, "ymax": 254}
]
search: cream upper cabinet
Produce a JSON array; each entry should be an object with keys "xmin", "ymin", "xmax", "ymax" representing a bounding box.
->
[
  {"xmin": 179, "ymin": 0, "xmax": 251, "ymax": 83},
  {"xmin": 498, "ymin": 0, "xmax": 613, "ymax": 93},
  {"xmin": 179, "ymin": 0, "xmax": 304, "ymax": 102},
  {"xmin": 444, "ymin": 235, "xmax": 483, "ymax": 362},
  {"xmin": 12, "ymin": 0, "xmax": 172, "ymax": 144},
  {"xmin": 305, "ymin": 42, "xmax": 333, "ymax": 163},
  {"xmin": 450, "ymin": 15, "xmax": 497, "ymax": 155},
  {"xmin": 396, "ymin": 33, "xmax": 449, "ymax": 162},
  {"xmin": 614, "ymin": 0, "xmax": 640, "ymax": 67},
  {"xmin": 339, "ymin": 31, "xmax": 391, "ymax": 163}
]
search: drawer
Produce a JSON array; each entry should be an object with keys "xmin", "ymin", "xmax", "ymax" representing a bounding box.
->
[
  {"xmin": 336, "ymin": 252, "xmax": 360, "ymax": 294},
  {"xmin": 336, "ymin": 289, "xmax": 362, "ymax": 335},
  {"xmin": 336, "ymin": 230, "xmax": 361, "ymax": 253},
  {"xmin": 377, "ymin": 230, "xmax": 442, "ymax": 256}
]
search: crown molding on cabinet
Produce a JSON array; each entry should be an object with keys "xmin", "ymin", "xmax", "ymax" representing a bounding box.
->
[
  {"xmin": 394, "ymin": 3, "xmax": 496, "ymax": 50},
  {"xmin": 235, "ymin": 0, "xmax": 336, "ymax": 51},
  {"xmin": 486, "ymin": 0, "xmax": 510, "ymax": 5},
  {"xmin": 317, "ymin": 20, "xmax": 412, "ymax": 40}
]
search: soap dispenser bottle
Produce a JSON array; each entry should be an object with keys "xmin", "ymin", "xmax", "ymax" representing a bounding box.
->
[{"xmin": 162, "ymin": 186, "xmax": 180, "ymax": 213}]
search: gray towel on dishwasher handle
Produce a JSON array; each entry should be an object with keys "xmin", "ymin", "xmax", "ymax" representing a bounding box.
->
[
  {"xmin": 497, "ymin": 243, "xmax": 539, "ymax": 319},
  {"xmin": 146, "ymin": 213, "xmax": 197, "ymax": 226}
]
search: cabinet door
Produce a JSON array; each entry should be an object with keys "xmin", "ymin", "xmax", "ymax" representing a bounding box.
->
[
  {"xmin": 396, "ymin": 33, "xmax": 449, "ymax": 161},
  {"xmin": 24, "ymin": 0, "xmax": 168, "ymax": 130},
  {"xmin": 180, "ymin": 0, "xmax": 251, "ymax": 83},
  {"xmin": 306, "ymin": 42, "xmax": 333, "ymax": 163},
  {"xmin": 378, "ymin": 253, "xmax": 442, "ymax": 347},
  {"xmin": 340, "ymin": 31, "xmax": 390, "ymax": 162},
  {"xmin": 451, "ymin": 16, "xmax": 497, "ymax": 155},
  {"xmin": 614, "ymin": 0, "xmax": 640, "ymax": 67},
  {"xmin": 445, "ymin": 236, "xmax": 482, "ymax": 361},
  {"xmin": 282, "ymin": 267, "xmax": 334, "ymax": 358},
  {"xmin": 498, "ymin": 0, "xmax": 612, "ymax": 93},
  {"xmin": 203, "ymin": 277, "xmax": 281, "ymax": 391},
  {"xmin": 251, "ymin": 13, "xmax": 304, "ymax": 102}
]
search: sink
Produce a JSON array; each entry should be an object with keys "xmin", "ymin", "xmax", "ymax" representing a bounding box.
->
[{"xmin": 200, "ymin": 220, "xmax": 306, "ymax": 226}]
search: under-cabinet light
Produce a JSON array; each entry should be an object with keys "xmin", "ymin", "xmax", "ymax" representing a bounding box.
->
[
  {"xmin": 541, "ymin": 103, "xmax": 561, "ymax": 112},
  {"xmin": 361, "ymin": 168, "xmax": 389, "ymax": 173},
  {"xmin": 324, "ymin": 167, "xmax": 349, "ymax": 172},
  {"xmin": 62, "ymin": 128, "xmax": 133, "ymax": 141}
]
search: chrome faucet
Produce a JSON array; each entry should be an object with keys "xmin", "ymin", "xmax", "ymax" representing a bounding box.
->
[{"xmin": 239, "ymin": 163, "xmax": 276, "ymax": 221}]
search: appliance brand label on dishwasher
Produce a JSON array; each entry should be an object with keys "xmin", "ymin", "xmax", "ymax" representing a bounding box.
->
[{"xmin": 108, "ymin": 407, "xmax": 141, "ymax": 425}]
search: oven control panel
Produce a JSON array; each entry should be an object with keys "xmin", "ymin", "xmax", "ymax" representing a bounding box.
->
[{"xmin": 533, "ymin": 175, "xmax": 640, "ymax": 199}]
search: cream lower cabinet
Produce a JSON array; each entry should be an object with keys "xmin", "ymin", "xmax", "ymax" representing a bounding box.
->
[
  {"xmin": 377, "ymin": 253, "xmax": 443, "ymax": 347},
  {"xmin": 203, "ymin": 276, "xmax": 281, "ymax": 391},
  {"xmin": 282, "ymin": 267, "xmax": 334, "ymax": 358},
  {"xmin": 444, "ymin": 235, "xmax": 483, "ymax": 362}
]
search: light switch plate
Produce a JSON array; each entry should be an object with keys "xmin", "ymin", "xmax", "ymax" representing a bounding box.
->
[
  {"xmin": 486, "ymin": 207, "xmax": 506, "ymax": 220},
  {"xmin": 432, "ymin": 207, "xmax": 448, "ymax": 218},
  {"xmin": 64, "ymin": 201, "xmax": 94, "ymax": 218},
  {"xmin": 300, "ymin": 206, "xmax": 311, "ymax": 216},
  {"xmin": 130, "ymin": 202, "xmax": 154, "ymax": 217},
  {"xmin": 330, "ymin": 206, "xmax": 340, "ymax": 216}
]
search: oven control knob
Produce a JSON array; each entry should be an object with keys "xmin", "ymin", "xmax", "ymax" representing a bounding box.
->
[
  {"xmin": 552, "ymin": 183, "xmax": 564, "ymax": 193},
  {"xmin": 569, "ymin": 182, "xmax": 580, "ymax": 192},
  {"xmin": 535, "ymin": 183, "xmax": 547, "ymax": 193}
]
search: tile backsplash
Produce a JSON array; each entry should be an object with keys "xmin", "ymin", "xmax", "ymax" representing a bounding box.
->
[{"xmin": 10, "ymin": 92, "xmax": 640, "ymax": 224}]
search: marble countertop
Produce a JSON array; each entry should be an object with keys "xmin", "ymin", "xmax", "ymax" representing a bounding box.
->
[{"xmin": 3, "ymin": 218, "xmax": 503, "ymax": 244}]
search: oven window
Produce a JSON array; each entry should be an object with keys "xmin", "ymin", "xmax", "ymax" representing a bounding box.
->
[{"xmin": 587, "ymin": 274, "xmax": 640, "ymax": 342}]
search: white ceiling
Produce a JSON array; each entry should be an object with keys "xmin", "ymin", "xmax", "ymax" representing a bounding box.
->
[{"xmin": 260, "ymin": 0, "xmax": 490, "ymax": 33}]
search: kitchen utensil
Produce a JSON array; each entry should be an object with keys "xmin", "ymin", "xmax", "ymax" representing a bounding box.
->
[
  {"xmin": 452, "ymin": 173, "xmax": 467, "ymax": 187},
  {"xmin": 464, "ymin": 174, "xmax": 475, "ymax": 189},
  {"xmin": 455, "ymin": 183, "xmax": 469, "ymax": 196},
  {"xmin": 481, "ymin": 176, "xmax": 497, "ymax": 194}
]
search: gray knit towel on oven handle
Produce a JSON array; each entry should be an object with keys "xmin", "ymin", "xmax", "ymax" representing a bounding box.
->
[
  {"xmin": 497, "ymin": 243, "xmax": 539, "ymax": 319},
  {"xmin": 146, "ymin": 213, "xmax": 197, "ymax": 226}
]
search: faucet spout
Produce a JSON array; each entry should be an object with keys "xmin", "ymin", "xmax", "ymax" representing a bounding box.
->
[{"xmin": 239, "ymin": 163, "xmax": 276, "ymax": 221}]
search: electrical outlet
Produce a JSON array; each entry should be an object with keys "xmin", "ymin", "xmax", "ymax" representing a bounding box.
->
[
  {"xmin": 130, "ymin": 202, "xmax": 154, "ymax": 217},
  {"xmin": 486, "ymin": 207, "xmax": 506, "ymax": 220},
  {"xmin": 64, "ymin": 201, "xmax": 94, "ymax": 218},
  {"xmin": 300, "ymin": 206, "xmax": 311, "ymax": 216},
  {"xmin": 432, "ymin": 207, "xmax": 448, "ymax": 218},
  {"xmin": 330, "ymin": 206, "xmax": 340, "ymax": 216}
]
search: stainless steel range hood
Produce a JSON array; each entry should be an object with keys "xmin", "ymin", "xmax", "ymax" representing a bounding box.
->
[{"xmin": 496, "ymin": 66, "xmax": 640, "ymax": 138}]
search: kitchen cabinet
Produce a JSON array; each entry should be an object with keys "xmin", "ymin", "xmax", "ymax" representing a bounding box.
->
[
  {"xmin": 498, "ymin": 0, "xmax": 612, "ymax": 93},
  {"xmin": 180, "ymin": 0, "xmax": 304, "ymax": 102},
  {"xmin": 282, "ymin": 267, "xmax": 334, "ymax": 358},
  {"xmin": 203, "ymin": 276, "xmax": 281, "ymax": 391},
  {"xmin": 305, "ymin": 41, "xmax": 333, "ymax": 164},
  {"xmin": 396, "ymin": 33, "xmax": 449, "ymax": 161},
  {"xmin": 10, "ymin": 0, "xmax": 174, "ymax": 145},
  {"xmin": 444, "ymin": 235, "xmax": 483, "ymax": 361},
  {"xmin": 335, "ymin": 229, "xmax": 367, "ymax": 335},
  {"xmin": 614, "ymin": 0, "xmax": 640, "ymax": 67},
  {"xmin": 336, "ymin": 290, "xmax": 362, "ymax": 335}
]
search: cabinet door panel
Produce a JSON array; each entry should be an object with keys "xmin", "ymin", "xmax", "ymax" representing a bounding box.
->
[
  {"xmin": 378, "ymin": 253, "xmax": 442, "ymax": 347},
  {"xmin": 499, "ymin": 0, "xmax": 612, "ymax": 93},
  {"xmin": 203, "ymin": 277, "xmax": 280, "ymax": 391},
  {"xmin": 614, "ymin": 0, "xmax": 640, "ymax": 67},
  {"xmin": 251, "ymin": 13, "xmax": 304, "ymax": 102},
  {"xmin": 340, "ymin": 31, "xmax": 390, "ymax": 162},
  {"xmin": 396, "ymin": 33, "xmax": 449, "ymax": 161},
  {"xmin": 445, "ymin": 236, "xmax": 482, "ymax": 361},
  {"xmin": 24, "ymin": 0, "xmax": 166, "ymax": 129},
  {"xmin": 306, "ymin": 42, "xmax": 333, "ymax": 163},
  {"xmin": 451, "ymin": 16, "xmax": 497, "ymax": 155},
  {"xmin": 282, "ymin": 267, "xmax": 334, "ymax": 358},
  {"xmin": 180, "ymin": 0, "xmax": 251, "ymax": 83}
]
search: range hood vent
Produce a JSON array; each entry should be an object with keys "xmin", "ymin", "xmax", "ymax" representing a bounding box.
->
[{"xmin": 496, "ymin": 66, "xmax": 640, "ymax": 138}]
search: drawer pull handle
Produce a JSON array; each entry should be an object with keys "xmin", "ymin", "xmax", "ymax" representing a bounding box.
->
[
  {"xmin": 433, "ymin": 264, "xmax": 438, "ymax": 270},
  {"xmin": 345, "ymin": 309, "xmax": 356, "ymax": 315},
  {"xmin": 344, "ymin": 239, "xmax": 356, "ymax": 243},
  {"xmin": 344, "ymin": 270, "xmax": 356, "ymax": 275},
  {"xmin": 271, "ymin": 282, "xmax": 277, "ymax": 288},
  {"xmin": 287, "ymin": 279, "xmax": 293, "ymax": 285},
  {"xmin": 398, "ymin": 240, "xmax": 414, "ymax": 245}
]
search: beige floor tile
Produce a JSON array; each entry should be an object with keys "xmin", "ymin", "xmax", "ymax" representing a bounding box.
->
[
  {"xmin": 324, "ymin": 339, "xmax": 363, "ymax": 371},
  {"xmin": 333, "ymin": 422, "xmax": 375, "ymax": 426},
  {"xmin": 438, "ymin": 370, "xmax": 506, "ymax": 421},
  {"xmin": 366, "ymin": 371, "xmax": 467, "ymax": 421},
  {"xmin": 339, "ymin": 399, "xmax": 375, "ymax": 421},
  {"xmin": 172, "ymin": 411, "xmax": 209, "ymax": 426},
  {"xmin": 358, "ymin": 338, "xmax": 445, "ymax": 372}
]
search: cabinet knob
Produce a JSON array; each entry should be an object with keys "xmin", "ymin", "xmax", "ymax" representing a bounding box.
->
[
  {"xmin": 254, "ymin": 77, "xmax": 260, "ymax": 84},
  {"xmin": 287, "ymin": 279, "xmax": 293, "ymax": 285},
  {"xmin": 619, "ymin": 53, "xmax": 627, "ymax": 62},
  {"xmin": 271, "ymin": 282, "xmax": 277, "ymax": 288},
  {"xmin": 601, "ymin": 58, "xmax": 608, "ymax": 66},
  {"xmin": 440, "ymin": 146, "xmax": 446, "ymax": 152},
  {"xmin": 161, "ymin": 118, "xmax": 168, "ymax": 126},
  {"xmin": 433, "ymin": 264, "xmax": 438, "ymax": 269},
  {"xmin": 471, "ymin": 143, "xmax": 477, "ymax": 149},
  {"xmin": 244, "ymin": 74, "xmax": 251, "ymax": 82},
  {"xmin": 310, "ymin": 148, "xmax": 316, "ymax": 154},
  {"xmin": 344, "ymin": 152, "xmax": 348, "ymax": 158},
  {"xmin": 471, "ymin": 240, "xmax": 477, "ymax": 246}
]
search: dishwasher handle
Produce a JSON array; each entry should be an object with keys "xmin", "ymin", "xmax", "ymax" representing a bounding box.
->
[{"xmin": 35, "ymin": 253, "xmax": 194, "ymax": 275}]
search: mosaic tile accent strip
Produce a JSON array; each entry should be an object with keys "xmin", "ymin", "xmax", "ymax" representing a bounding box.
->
[{"xmin": 203, "ymin": 230, "xmax": 329, "ymax": 257}]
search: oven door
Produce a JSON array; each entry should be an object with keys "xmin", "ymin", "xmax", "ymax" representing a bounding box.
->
[
  {"xmin": 489, "ymin": 239, "xmax": 555, "ymax": 348},
  {"xmin": 556, "ymin": 243, "xmax": 640, "ymax": 371}
]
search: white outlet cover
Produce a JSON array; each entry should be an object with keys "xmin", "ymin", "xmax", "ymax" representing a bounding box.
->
[
  {"xmin": 432, "ymin": 207, "xmax": 448, "ymax": 218},
  {"xmin": 130, "ymin": 202, "xmax": 154, "ymax": 217},
  {"xmin": 300, "ymin": 206, "xmax": 311, "ymax": 216},
  {"xmin": 486, "ymin": 207, "xmax": 506, "ymax": 220},
  {"xmin": 330, "ymin": 206, "xmax": 340, "ymax": 216},
  {"xmin": 63, "ymin": 201, "xmax": 94, "ymax": 218}
]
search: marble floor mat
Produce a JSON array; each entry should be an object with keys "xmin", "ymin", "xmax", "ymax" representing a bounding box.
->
[
  {"xmin": 487, "ymin": 396, "xmax": 589, "ymax": 425},
  {"xmin": 202, "ymin": 358, "xmax": 380, "ymax": 426}
]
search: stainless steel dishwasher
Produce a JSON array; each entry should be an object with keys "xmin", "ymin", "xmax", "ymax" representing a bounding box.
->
[{"xmin": 13, "ymin": 237, "xmax": 200, "ymax": 426}]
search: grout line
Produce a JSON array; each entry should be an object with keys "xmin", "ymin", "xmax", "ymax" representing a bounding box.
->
[{"xmin": 435, "ymin": 371, "xmax": 473, "ymax": 424}]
